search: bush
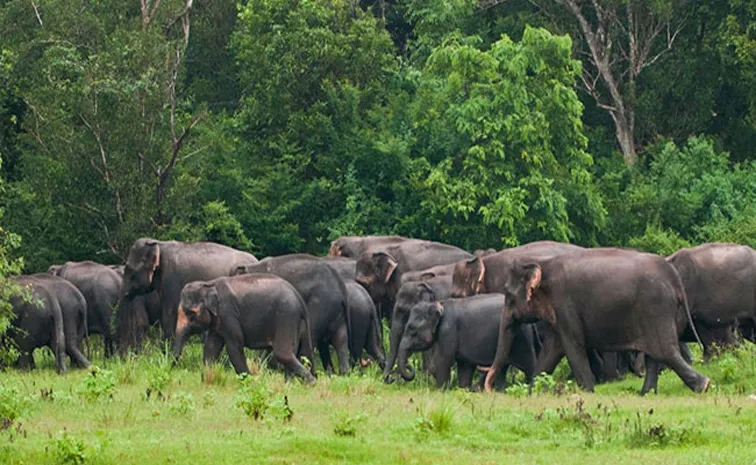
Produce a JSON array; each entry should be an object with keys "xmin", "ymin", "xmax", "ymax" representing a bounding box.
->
[
  {"xmin": 0, "ymin": 385, "xmax": 30, "ymax": 430},
  {"xmin": 235, "ymin": 374, "xmax": 271, "ymax": 420},
  {"xmin": 53, "ymin": 431, "xmax": 87, "ymax": 465},
  {"xmin": 78, "ymin": 367, "xmax": 117, "ymax": 401},
  {"xmin": 168, "ymin": 392, "xmax": 195, "ymax": 417}
]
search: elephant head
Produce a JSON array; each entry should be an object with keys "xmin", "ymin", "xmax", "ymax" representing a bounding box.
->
[
  {"xmin": 503, "ymin": 261, "xmax": 555, "ymax": 325},
  {"xmin": 396, "ymin": 300, "xmax": 444, "ymax": 381},
  {"xmin": 384, "ymin": 281, "xmax": 436, "ymax": 381},
  {"xmin": 172, "ymin": 281, "xmax": 220, "ymax": 362},
  {"xmin": 47, "ymin": 265, "xmax": 62, "ymax": 276},
  {"xmin": 122, "ymin": 238, "xmax": 161, "ymax": 297},
  {"xmin": 355, "ymin": 252, "xmax": 398, "ymax": 302},
  {"xmin": 452, "ymin": 256, "xmax": 486, "ymax": 298}
]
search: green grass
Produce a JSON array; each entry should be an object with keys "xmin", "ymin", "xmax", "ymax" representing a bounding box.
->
[{"xmin": 2, "ymin": 341, "xmax": 756, "ymax": 465}]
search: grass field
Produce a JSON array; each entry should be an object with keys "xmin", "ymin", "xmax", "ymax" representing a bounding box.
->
[{"xmin": 2, "ymin": 340, "xmax": 756, "ymax": 465}]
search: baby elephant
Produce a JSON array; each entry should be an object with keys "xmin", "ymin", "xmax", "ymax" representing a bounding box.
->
[
  {"xmin": 172, "ymin": 274, "xmax": 316, "ymax": 384},
  {"xmin": 397, "ymin": 294, "xmax": 536, "ymax": 389}
]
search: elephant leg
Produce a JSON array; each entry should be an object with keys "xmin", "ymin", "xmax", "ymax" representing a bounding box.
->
[
  {"xmin": 534, "ymin": 335, "xmax": 565, "ymax": 376},
  {"xmin": 587, "ymin": 349, "xmax": 605, "ymax": 383},
  {"xmin": 273, "ymin": 339, "xmax": 316, "ymax": 384},
  {"xmin": 640, "ymin": 355, "xmax": 660, "ymax": 395},
  {"xmin": 658, "ymin": 350, "xmax": 709, "ymax": 393},
  {"xmin": 456, "ymin": 361, "xmax": 474, "ymax": 390},
  {"xmin": 332, "ymin": 323, "xmax": 351, "ymax": 375},
  {"xmin": 317, "ymin": 339, "xmax": 334, "ymax": 374},
  {"xmin": 433, "ymin": 358, "xmax": 453, "ymax": 389},
  {"xmin": 203, "ymin": 332, "xmax": 226, "ymax": 365},
  {"xmin": 679, "ymin": 342, "xmax": 692, "ymax": 364},
  {"xmin": 225, "ymin": 340, "xmax": 249, "ymax": 375},
  {"xmin": 560, "ymin": 334, "xmax": 594, "ymax": 392}
]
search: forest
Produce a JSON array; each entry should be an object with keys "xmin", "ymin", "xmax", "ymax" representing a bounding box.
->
[{"xmin": 2, "ymin": 0, "xmax": 756, "ymax": 269}]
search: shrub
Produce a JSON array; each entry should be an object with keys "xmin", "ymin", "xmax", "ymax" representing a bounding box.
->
[
  {"xmin": 168, "ymin": 392, "xmax": 195, "ymax": 417},
  {"xmin": 78, "ymin": 367, "xmax": 117, "ymax": 401},
  {"xmin": 53, "ymin": 431, "xmax": 86, "ymax": 465},
  {"xmin": 0, "ymin": 385, "xmax": 30, "ymax": 430},
  {"xmin": 235, "ymin": 374, "xmax": 271, "ymax": 420}
]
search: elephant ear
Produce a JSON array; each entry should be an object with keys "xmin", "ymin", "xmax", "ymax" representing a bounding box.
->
[
  {"xmin": 522, "ymin": 263, "xmax": 542, "ymax": 301},
  {"xmin": 231, "ymin": 265, "xmax": 247, "ymax": 276},
  {"xmin": 203, "ymin": 284, "xmax": 220, "ymax": 317},
  {"xmin": 464, "ymin": 256, "xmax": 486, "ymax": 294},
  {"xmin": 373, "ymin": 252, "xmax": 398, "ymax": 283},
  {"xmin": 143, "ymin": 241, "xmax": 161, "ymax": 277},
  {"xmin": 428, "ymin": 302, "xmax": 444, "ymax": 335},
  {"xmin": 418, "ymin": 282, "xmax": 436, "ymax": 302}
]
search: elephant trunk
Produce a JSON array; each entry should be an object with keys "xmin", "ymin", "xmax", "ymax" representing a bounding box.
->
[
  {"xmin": 382, "ymin": 312, "xmax": 406, "ymax": 382},
  {"xmin": 484, "ymin": 308, "xmax": 516, "ymax": 392},
  {"xmin": 396, "ymin": 340, "xmax": 416, "ymax": 381},
  {"xmin": 172, "ymin": 327, "xmax": 189, "ymax": 365},
  {"xmin": 116, "ymin": 294, "xmax": 148, "ymax": 357}
]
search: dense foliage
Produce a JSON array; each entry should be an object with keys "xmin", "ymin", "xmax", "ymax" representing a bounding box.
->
[{"xmin": 2, "ymin": 0, "xmax": 756, "ymax": 267}]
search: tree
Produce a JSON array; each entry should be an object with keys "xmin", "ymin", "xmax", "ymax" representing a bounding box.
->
[
  {"xmin": 407, "ymin": 27, "xmax": 606, "ymax": 248},
  {"xmin": 0, "ymin": 157, "xmax": 24, "ymax": 365},
  {"xmin": 0, "ymin": 0, "xmax": 205, "ymax": 267}
]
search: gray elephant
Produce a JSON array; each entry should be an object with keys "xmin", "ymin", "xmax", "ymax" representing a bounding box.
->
[
  {"xmin": 110, "ymin": 265, "xmax": 162, "ymax": 328},
  {"xmin": 384, "ymin": 273, "xmax": 454, "ymax": 381},
  {"xmin": 49, "ymin": 261, "xmax": 120, "ymax": 357},
  {"xmin": 354, "ymin": 239, "xmax": 472, "ymax": 321},
  {"xmin": 328, "ymin": 235, "xmax": 409, "ymax": 258},
  {"xmin": 172, "ymin": 274, "xmax": 315, "ymax": 383},
  {"xmin": 232, "ymin": 254, "xmax": 351, "ymax": 374},
  {"xmin": 455, "ymin": 247, "xmax": 709, "ymax": 394},
  {"xmin": 321, "ymin": 256, "xmax": 357, "ymax": 281},
  {"xmin": 345, "ymin": 281, "xmax": 385, "ymax": 369},
  {"xmin": 117, "ymin": 238, "xmax": 257, "ymax": 353},
  {"xmin": 667, "ymin": 243, "xmax": 756, "ymax": 358},
  {"xmin": 396, "ymin": 294, "xmax": 537, "ymax": 389},
  {"xmin": 10, "ymin": 274, "xmax": 91, "ymax": 373}
]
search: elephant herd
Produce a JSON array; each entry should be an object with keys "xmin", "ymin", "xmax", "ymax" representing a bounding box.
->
[{"xmin": 8, "ymin": 235, "xmax": 756, "ymax": 395}]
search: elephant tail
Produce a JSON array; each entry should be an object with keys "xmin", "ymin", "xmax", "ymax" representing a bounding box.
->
[
  {"xmin": 674, "ymin": 271, "xmax": 703, "ymax": 352},
  {"xmin": 50, "ymin": 298, "xmax": 67, "ymax": 374},
  {"xmin": 329, "ymin": 267, "xmax": 353, "ymax": 359},
  {"xmin": 301, "ymin": 306, "xmax": 316, "ymax": 377}
]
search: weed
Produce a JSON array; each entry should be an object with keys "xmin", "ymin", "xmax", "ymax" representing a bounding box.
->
[
  {"xmin": 719, "ymin": 353, "xmax": 737, "ymax": 382},
  {"xmin": 202, "ymin": 390, "xmax": 217, "ymax": 408},
  {"xmin": 414, "ymin": 402, "xmax": 455, "ymax": 435},
  {"xmin": 53, "ymin": 431, "xmax": 86, "ymax": 465},
  {"xmin": 113, "ymin": 355, "xmax": 139, "ymax": 385},
  {"xmin": 168, "ymin": 392, "xmax": 195, "ymax": 416},
  {"xmin": 268, "ymin": 395, "xmax": 294, "ymax": 423},
  {"xmin": 145, "ymin": 366, "xmax": 171, "ymax": 401},
  {"xmin": 201, "ymin": 363, "xmax": 230, "ymax": 387},
  {"xmin": 625, "ymin": 410, "xmax": 695, "ymax": 449},
  {"xmin": 333, "ymin": 411, "xmax": 364, "ymax": 437},
  {"xmin": 0, "ymin": 386, "xmax": 30, "ymax": 430},
  {"xmin": 78, "ymin": 367, "xmax": 116, "ymax": 401},
  {"xmin": 505, "ymin": 382, "xmax": 530, "ymax": 398},
  {"xmin": 235, "ymin": 373, "xmax": 271, "ymax": 420}
]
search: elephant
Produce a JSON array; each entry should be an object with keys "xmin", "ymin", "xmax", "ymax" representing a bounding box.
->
[
  {"xmin": 110, "ymin": 265, "xmax": 161, "ymax": 327},
  {"xmin": 383, "ymin": 272, "xmax": 454, "ymax": 382},
  {"xmin": 321, "ymin": 256, "xmax": 357, "ymax": 281},
  {"xmin": 456, "ymin": 247, "xmax": 709, "ymax": 395},
  {"xmin": 667, "ymin": 243, "xmax": 756, "ymax": 358},
  {"xmin": 400, "ymin": 263, "xmax": 457, "ymax": 285},
  {"xmin": 328, "ymin": 235, "xmax": 409, "ymax": 258},
  {"xmin": 117, "ymin": 238, "xmax": 257, "ymax": 353},
  {"xmin": 354, "ymin": 239, "xmax": 472, "ymax": 321},
  {"xmin": 10, "ymin": 274, "xmax": 91, "ymax": 373},
  {"xmin": 345, "ymin": 281, "xmax": 386, "ymax": 369},
  {"xmin": 171, "ymin": 274, "xmax": 316, "ymax": 383},
  {"xmin": 396, "ymin": 294, "xmax": 537, "ymax": 390},
  {"xmin": 48, "ymin": 261, "xmax": 120, "ymax": 357},
  {"xmin": 232, "ymin": 254, "xmax": 352, "ymax": 374}
]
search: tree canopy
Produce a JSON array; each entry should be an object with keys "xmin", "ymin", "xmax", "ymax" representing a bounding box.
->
[{"xmin": 1, "ymin": 0, "xmax": 756, "ymax": 271}]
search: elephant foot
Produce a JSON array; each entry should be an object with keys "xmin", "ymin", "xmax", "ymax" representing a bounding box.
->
[{"xmin": 695, "ymin": 377, "xmax": 711, "ymax": 394}]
